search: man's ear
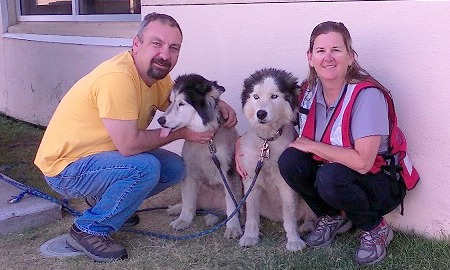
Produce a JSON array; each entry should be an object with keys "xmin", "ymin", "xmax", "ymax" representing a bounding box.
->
[{"xmin": 132, "ymin": 36, "xmax": 141, "ymax": 52}]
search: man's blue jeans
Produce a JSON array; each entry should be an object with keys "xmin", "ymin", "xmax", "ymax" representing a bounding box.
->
[{"xmin": 45, "ymin": 148, "xmax": 185, "ymax": 236}]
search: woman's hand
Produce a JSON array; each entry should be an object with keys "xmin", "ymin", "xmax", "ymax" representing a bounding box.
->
[
  {"xmin": 290, "ymin": 135, "xmax": 382, "ymax": 174},
  {"xmin": 235, "ymin": 137, "xmax": 247, "ymax": 178},
  {"xmin": 288, "ymin": 136, "xmax": 314, "ymax": 153}
]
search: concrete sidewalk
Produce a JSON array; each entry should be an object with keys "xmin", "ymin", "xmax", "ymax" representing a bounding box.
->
[{"xmin": 0, "ymin": 173, "xmax": 61, "ymax": 235}]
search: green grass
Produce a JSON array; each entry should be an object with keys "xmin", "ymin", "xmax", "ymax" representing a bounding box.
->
[
  {"xmin": 1, "ymin": 113, "xmax": 449, "ymax": 270},
  {"xmin": 0, "ymin": 114, "xmax": 48, "ymax": 192}
]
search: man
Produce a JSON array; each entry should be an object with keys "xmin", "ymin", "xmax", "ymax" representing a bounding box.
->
[{"xmin": 34, "ymin": 13, "xmax": 237, "ymax": 262}]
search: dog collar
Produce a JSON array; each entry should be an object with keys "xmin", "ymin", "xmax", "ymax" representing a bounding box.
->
[{"xmin": 258, "ymin": 127, "xmax": 283, "ymax": 142}]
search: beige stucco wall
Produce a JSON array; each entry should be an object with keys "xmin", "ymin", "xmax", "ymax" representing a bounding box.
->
[
  {"xmin": 0, "ymin": 39, "xmax": 128, "ymax": 126},
  {"xmin": 0, "ymin": 0, "xmax": 138, "ymax": 125},
  {"xmin": 0, "ymin": 42, "xmax": 6, "ymax": 115},
  {"xmin": 0, "ymin": 1, "xmax": 7, "ymax": 113},
  {"xmin": 0, "ymin": 1, "xmax": 449, "ymax": 239}
]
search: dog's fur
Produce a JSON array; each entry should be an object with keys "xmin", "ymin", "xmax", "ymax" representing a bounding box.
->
[
  {"xmin": 238, "ymin": 68, "xmax": 316, "ymax": 251},
  {"xmin": 157, "ymin": 74, "xmax": 243, "ymax": 239}
]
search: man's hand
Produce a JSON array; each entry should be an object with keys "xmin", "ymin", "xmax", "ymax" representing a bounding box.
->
[
  {"xmin": 217, "ymin": 100, "xmax": 238, "ymax": 128},
  {"xmin": 102, "ymin": 118, "xmax": 215, "ymax": 156},
  {"xmin": 182, "ymin": 127, "xmax": 215, "ymax": 144}
]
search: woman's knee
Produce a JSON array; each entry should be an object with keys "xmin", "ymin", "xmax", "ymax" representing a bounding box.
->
[
  {"xmin": 316, "ymin": 163, "xmax": 354, "ymax": 201},
  {"xmin": 278, "ymin": 147, "xmax": 311, "ymax": 177},
  {"xmin": 278, "ymin": 147, "xmax": 296, "ymax": 174}
]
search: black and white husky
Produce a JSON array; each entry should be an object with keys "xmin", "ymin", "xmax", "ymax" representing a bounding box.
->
[
  {"xmin": 239, "ymin": 68, "xmax": 316, "ymax": 251},
  {"xmin": 157, "ymin": 74, "xmax": 243, "ymax": 239}
]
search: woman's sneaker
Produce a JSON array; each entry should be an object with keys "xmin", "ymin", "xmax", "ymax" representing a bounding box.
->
[
  {"xmin": 305, "ymin": 215, "xmax": 352, "ymax": 247},
  {"xmin": 66, "ymin": 224, "xmax": 128, "ymax": 262},
  {"xmin": 355, "ymin": 219, "xmax": 394, "ymax": 265}
]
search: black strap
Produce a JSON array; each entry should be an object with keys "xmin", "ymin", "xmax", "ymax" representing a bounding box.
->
[
  {"xmin": 382, "ymin": 153, "xmax": 405, "ymax": 215},
  {"xmin": 299, "ymin": 107, "xmax": 309, "ymax": 115}
]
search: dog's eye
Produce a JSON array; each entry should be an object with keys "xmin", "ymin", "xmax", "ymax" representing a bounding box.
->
[
  {"xmin": 178, "ymin": 102, "xmax": 185, "ymax": 106},
  {"xmin": 253, "ymin": 94, "xmax": 259, "ymax": 100},
  {"xmin": 271, "ymin": 94, "xmax": 278, "ymax": 99}
]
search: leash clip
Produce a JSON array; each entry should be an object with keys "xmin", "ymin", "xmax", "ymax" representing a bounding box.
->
[
  {"xmin": 208, "ymin": 140, "xmax": 217, "ymax": 154},
  {"xmin": 8, "ymin": 190, "xmax": 29, "ymax": 204},
  {"xmin": 260, "ymin": 141, "xmax": 270, "ymax": 160}
]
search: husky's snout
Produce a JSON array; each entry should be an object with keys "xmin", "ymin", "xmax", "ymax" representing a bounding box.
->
[
  {"xmin": 157, "ymin": 116, "xmax": 166, "ymax": 127},
  {"xmin": 158, "ymin": 116, "xmax": 172, "ymax": 138},
  {"xmin": 257, "ymin": 110, "xmax": 267, "ymax": 122}
]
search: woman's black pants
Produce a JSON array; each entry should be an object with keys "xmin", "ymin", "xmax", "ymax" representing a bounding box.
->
[{"xmin": 278, "ymin": 147, "xmax": 405, "ymax": 231}]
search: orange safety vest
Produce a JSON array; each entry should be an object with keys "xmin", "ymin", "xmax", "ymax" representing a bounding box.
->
[{"xmin": 298, "ymin": 81, "xmax": 419, "ymax": 190}]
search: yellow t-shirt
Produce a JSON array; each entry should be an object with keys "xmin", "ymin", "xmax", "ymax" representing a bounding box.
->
[{"xmin": 34, "ymin": 51, "xmax": 173, "ymax": 177}]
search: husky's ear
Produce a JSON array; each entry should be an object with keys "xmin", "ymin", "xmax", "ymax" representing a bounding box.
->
[{"xmin": 209, "ymin": 81, "xmax": 225, "ymax": 100}]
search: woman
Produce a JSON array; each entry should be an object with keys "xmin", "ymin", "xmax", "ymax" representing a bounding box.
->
[
  {"xmin": 235, "ymin": 21, "xmax": 418, "ymax": 265},
  {"xmin": 276, "ymin": 21, "xmax": 409, "ymax": 265}
]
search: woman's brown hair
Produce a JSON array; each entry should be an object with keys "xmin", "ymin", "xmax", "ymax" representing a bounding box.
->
[{"xmin": 304, "ymin": 21, "xmax": 389, "ymax": 95}]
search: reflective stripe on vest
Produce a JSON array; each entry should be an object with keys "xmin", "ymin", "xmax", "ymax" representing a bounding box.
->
[{"xmin": 299, "ymin": 83, "xmax": 358, "ymax": 147}]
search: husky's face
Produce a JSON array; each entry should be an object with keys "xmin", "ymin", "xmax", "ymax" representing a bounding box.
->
[
  {"xmin": 241, "ymin": 68, "xmax": 299, "ymax": 130},
  {"xmin": 158, "ymin": 74, "xmax": 225, "ymax": 136}
]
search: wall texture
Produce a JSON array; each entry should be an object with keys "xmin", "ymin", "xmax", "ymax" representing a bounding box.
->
[
  {"xmin": 0, "ymin": 1, "xmax": 449, "ymax": 239},
  {"xmin": 0, "ymin": 1, "xmax": 7, "ymax": 113},
  {"xmin": 1, "ymin": 39, "xmax": 128, "ymax": 126}
]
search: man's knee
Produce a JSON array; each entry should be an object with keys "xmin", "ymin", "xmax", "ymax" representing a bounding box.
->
[
  {"xmin": 156, "ymin": 151, "xmax": 185, "ymax": 185},
  {"xmin": 168, "ymin": 159, "xmax": 185, "ymax": 185},
  {"xmin": 129, "ymin": 154, "xmax": 162, "ymax": 183}
]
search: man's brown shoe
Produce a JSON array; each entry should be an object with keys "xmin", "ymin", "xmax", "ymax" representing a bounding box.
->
[{"xmin": 66, "ymin": 224, "xmax": 128, "ymax": 262}]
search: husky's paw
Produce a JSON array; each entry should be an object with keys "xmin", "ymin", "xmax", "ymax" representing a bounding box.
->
[
  {"xmin": 224, "ymin": 226, "xmax": 243, "ymax": 239},
  {"xmin": 170, "ymin": 218, "xmax": 192, "ymax": 230},
  {"xmin": 286, "ymin": 239, "xmax": 307, "ymax": 251},
  {"xmin": 298, "ymin": 220, "xmax": 315, "ymax": 235},
  {"xmin": 239, "ymin": 235, "xmax": 259, "ymax": 247},
  {"xmin": 204, "ymin": 214, "xmax": 219, "ymax": 226},
  {"xmin": 166, "ymin": 204, "xmax": 182, "ymax": 216}
]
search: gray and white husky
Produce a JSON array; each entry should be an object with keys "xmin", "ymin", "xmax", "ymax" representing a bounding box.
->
[
  {"xmin": 157, "ymin": 74, "xmax": 243, "ymax": 239},
  {"xmin": 239, "ymin": 68, "xmax": 316, "ymax": 251}
]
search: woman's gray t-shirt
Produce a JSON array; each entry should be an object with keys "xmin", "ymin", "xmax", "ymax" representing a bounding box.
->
[{"xmin": 314, "ymin": 86, "xmax": 389, "ymax": 153}]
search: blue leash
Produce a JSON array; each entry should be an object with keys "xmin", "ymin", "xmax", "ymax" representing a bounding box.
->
[
  {"xmin": 122, "ymin": 160, "xmax": 263, "ymax": 240},
  {"xmin": 1, "ymin": 159, "xmax": 264, "ymax": 240},
  {"xmin": 1, "ymin": 173, "xmax": 82, "ymax": 217}
]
